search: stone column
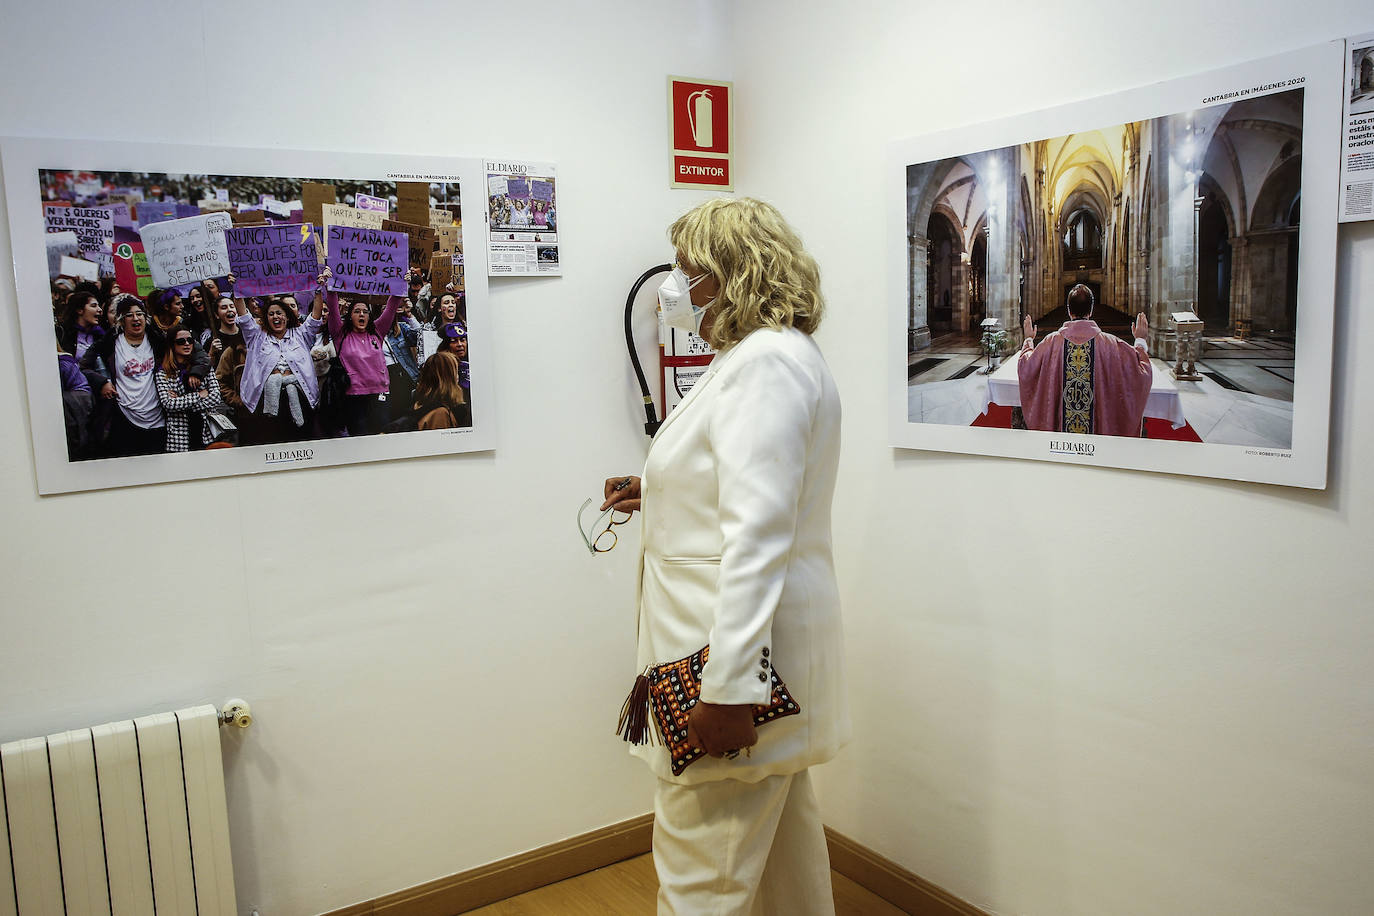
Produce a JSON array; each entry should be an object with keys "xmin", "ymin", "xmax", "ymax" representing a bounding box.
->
[
  {"xmin": 984, "ymin": 147, "xmax": 1020, "ymax": 351},
  {"xmin": 1230, "ymin": 236, "xmax": 1251, "ymax": 338},
  {"xmin": 952, "ymin": 257, "xmax": 969, "ymax": 333},
  {"xmin": 908, "ymin": 232, "xmax": 931, "ymax": 351},
  {"xmin": 1149, "ymin": 114, "xmax": 1198, "ymax": 360}
]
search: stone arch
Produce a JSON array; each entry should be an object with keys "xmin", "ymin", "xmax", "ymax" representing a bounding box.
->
[
  {"xmin": 1196, "ymin": 175, "xmax": 1236, "ymax": 331},
  {"xmin": 1248, "ymin": 156, "xmax": 1302, "ymax": 333},
  {"xmin": 926, "ymin": 206, "xmax": 964, "ymax": 333},
  {"xmin": 1250, "ymin": 156, "xmax": 1301, "ymax": 231}
]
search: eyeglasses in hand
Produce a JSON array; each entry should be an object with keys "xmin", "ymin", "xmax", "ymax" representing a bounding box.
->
[{"xmin": 578, "ymin": 498, "xmax": 632, "ymax": 554}]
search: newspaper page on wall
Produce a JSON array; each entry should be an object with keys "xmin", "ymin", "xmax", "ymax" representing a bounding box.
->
[
  {"xmin": 1339, "ymin": 31, "xmax": 1374, "ymax": 221},
  {"xmin": 484, "ymin": 159, "xmax": 559, "ymax": 276}
]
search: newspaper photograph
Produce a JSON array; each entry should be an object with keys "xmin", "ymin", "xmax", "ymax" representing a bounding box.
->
[
  {"xmin": 485, "ymin": 159, "xmax": 559, "ymax": 276},
  {"xmin": 1339, "ymin": 31, "xmax": 1374, "ymax": 222}
]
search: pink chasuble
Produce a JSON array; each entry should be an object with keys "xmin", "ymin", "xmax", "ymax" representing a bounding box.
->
[{"xmin": 1018, "ymin": 320, "xmax": 1152, "ymax": 438}]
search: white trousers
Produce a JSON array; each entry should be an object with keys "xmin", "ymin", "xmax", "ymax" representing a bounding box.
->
[{"xmin": 652, "ymin": 768, "xmax": 835, "ymax": 916}]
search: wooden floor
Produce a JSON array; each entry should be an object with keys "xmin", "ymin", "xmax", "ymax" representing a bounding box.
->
[{"xmin": 465, "ymin": 852, "xmax": 908, "ymax": 915}]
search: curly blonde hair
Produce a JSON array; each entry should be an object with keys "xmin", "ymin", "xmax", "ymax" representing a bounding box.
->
[{"xmin": 668, "ymin": 198, "xmax": 823, "ymax": 349}]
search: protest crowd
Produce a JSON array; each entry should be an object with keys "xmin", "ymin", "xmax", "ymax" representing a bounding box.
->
[
  {"xmin": 54, "ymin": 266, "xmax": 471, "ymax": 460},
  {"xmin": 44, "ymin": 171, "xmax": 472, "ymax": 461}
]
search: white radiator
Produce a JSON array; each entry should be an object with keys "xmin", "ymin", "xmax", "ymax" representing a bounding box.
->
[{"xmin": 0, "ymin": 704, "xmax": 237, "ymax": 916}]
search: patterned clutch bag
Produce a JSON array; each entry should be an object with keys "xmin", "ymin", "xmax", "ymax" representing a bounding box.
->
[{"xmin": 617, "ymin": 645, "xmax": 801, "ymax": 775}]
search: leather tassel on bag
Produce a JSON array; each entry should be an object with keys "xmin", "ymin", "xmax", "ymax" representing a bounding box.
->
[{"xmin": 616, "ymin": 668, "xmax": 655, "ymax": 746}]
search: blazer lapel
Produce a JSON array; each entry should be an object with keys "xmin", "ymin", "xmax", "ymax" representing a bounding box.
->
[{"xmin": 650, "ymin": 345, "xmax": 735, "ymax": 445}]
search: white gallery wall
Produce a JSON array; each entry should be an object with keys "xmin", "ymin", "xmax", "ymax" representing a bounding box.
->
[
  {"xmin": 0, "ymin": 1, "xmax": 734, "ymax": 913},
  {"xmin": 730, "ymin": 1, "xmax": 1374, "ymax": 915},
  {"xmin": 1, "ymin": 2, "xmax": 1371, "ymax": 916}
]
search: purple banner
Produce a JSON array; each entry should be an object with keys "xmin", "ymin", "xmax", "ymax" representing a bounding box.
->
[
  {"xmin": 531, "ymin": 180, "xmax": 554, "ymax": 202},
  {"xmin": 508, "ymin": 178, "xmax": 530, "ymax": 199},
  {"xmin": 226, "ymin": 223, "xmax": 321, "ymax": 297},
  {"xmin": 325, "ymin": 224, "xmax": 408, "ymax": 296},
  {"xmin": 136, "ymin": 201, "xmax": 178, "ymax": 227},
  {"xmin": 176, "ymin": 203, "xmax": 202, "ymax": 219}
]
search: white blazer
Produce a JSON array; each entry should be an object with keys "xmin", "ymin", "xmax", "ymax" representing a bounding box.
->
[{"xmin": 632, "ymin": 326, "xmax": 850, "ymax": 785}]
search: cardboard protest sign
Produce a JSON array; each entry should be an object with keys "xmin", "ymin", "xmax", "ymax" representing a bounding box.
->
[
  {"xmin": 138, "ymin": 212, "xmax": 232, "ymax": 288},
  {"xmin": 60, "ymin": 255, "xmax": 99, "ymax": 282},
  {"xmin": 508, "ymin": 178, "xmax": 530, "ymax": 199},
  {"xmin": 232, "ymin": 209, "xmax": 268, "ymax": 225},
  {"xmin": 112, "ymin": 228, "xmax": 153, "ymax": 297},
  {"xmin": 382, "ymin": 218, "xmax": 437, "ymax": 271},
  {"xmin": 109, "ymin": 202, "xmax": 133, "ymax": 228},
  {"xmin": 322, "ymin": 202, "xmax": 385, "ymax": 232},
  {"xmin": 436, "ymin": 225, "xmax": 460, "ymax": 256},
  {"xmin": 355, "ymin": 192, "xmax": 388, "ymax": 213},
  {"xmin": 487, "ymin": 175, "xmax": 508, "ymax": 196},
  {"xmin": 226, "ymin": 223, "xmax": 320, "ymax": 296},
  {"xmin": 326, "ymin": 225, "xmax": 408, "ymax": 296},
  {"xmin": 46, "ymin": 231, "xmax": 80, "ymax": 277},
  {"xmin": 396, "ymin": 181, "xmax": 431, "ymax": 227},
  {"xmin": 215, "ymin": 188, "xmax": 229, "ymax": 202},
  {"xmin": 429, "ymin": 207, "xmax": 453, "ymax": 228},
  {"xmin": 429, "ymin": 252, "xmax": 452, "ymax": 294},
  {"xmin": 44, "ymin": 205, "xmax": 114, "ymax": 255},
  {"xmin": 135, "ymin": 200, "xmax": 178, "ymax": 227},
  {"xmin": 198, "ymin": 198, "xmax": 234, "ymax": 212},
  {"xmin": 531, "ymin": 180, "xmax": 554, "ymax": 202},
  {"xmin": 176, "ymin": 204, "xmax": 201, "ymax": 219},
  {"xmin": 301, "ymin": 181, "xmax": 336, "ymax": 228}
]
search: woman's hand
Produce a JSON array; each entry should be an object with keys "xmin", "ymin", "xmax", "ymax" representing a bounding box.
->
[
  {"xmin": 600, "ymin": 475, "xmax": 641, "ymax": 513},
  {"xmin": 686, "ymin": 702, "xmax": 758, "ymax": 758},
  {"xmin": 100, "ymin": 382, "xmax": 116, "ymax": 400}
]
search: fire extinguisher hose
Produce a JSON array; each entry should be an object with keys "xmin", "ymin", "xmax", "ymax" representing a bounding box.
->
[{"xmin": 625, "ymin": 263, "xmax": 673, "ymax": 437}]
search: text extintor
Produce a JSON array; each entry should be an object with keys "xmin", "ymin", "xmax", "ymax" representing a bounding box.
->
[{"xmin": 670, "ymin": 77, "xmax": 733, "ymax": 190}]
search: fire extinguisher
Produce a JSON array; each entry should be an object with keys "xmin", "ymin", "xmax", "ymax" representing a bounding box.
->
[
  {"xmin": 623, "ymin": 264, "xmax": 718, "ymax": 437},
  {"xmin": 687, "ymin": 88, "xmax": 713, "ymax": 148}
]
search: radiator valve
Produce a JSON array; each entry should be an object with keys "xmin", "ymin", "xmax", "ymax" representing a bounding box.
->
[{"xmin": 220, "ymin": 698, "xmax": 253, "ymax": 729}]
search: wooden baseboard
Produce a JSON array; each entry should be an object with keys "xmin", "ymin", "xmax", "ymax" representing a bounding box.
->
[
  {"xmin": 825, "ymin": 827, "xmax": 989, "ymax": 916},
  {"xmin": 321, "ymin": 814, "xmax": 985, "ymax": 916},
  {"xmin": 324, "ymin": 813, "xmax": 654, "ymax": 916}
]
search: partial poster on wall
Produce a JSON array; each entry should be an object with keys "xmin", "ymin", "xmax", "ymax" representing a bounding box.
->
[
  {"xmin": 1, "ymin": 137, "xmax": 494, "ymax": 495},
  {"xmin": 888, "ymin": 41, "xmax": 1342, "ymax": 489},
  {"xmin": 484, "ymin": 159, "xmax": 559, "ymax": 276},
  {"xmin": 1339, "ymin": 31, "xmax": 1374, "ymax": 221}
]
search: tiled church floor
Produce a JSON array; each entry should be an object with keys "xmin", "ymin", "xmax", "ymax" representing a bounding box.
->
[{"xmin": 905, "ymin": 333, "xmax": 1296, "ymax": 449}]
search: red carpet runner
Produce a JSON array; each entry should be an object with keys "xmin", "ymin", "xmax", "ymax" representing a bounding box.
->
[{"xmin": 970, "ymin": 405, "xmax": 1203, "ymax": 442}]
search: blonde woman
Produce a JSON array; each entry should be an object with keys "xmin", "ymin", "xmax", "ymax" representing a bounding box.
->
[{"xmin": 601, "ymin": 198, "xmax": 847, "ymax": 915}]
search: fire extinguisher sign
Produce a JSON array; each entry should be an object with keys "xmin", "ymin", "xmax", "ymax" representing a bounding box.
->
[{"xmin": 669, "ymin": 76, "xmax": 733, "ymax": 190}]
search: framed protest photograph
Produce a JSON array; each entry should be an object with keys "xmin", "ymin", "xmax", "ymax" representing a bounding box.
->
[
  {"xmin": 1, "ymin": 137, "xmax": 493, "ymax": 494},
  {"xmin": 888, "ymin": 41, "xmax": 1343, "ymax": 488}
]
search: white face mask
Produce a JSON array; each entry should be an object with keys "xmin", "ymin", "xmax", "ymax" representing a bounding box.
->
[{"xmin": 658, "ymin": 267, "xmax": 712, "ymax": 336}]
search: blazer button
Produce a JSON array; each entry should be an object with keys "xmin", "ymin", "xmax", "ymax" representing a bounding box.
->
[
  {"xmin": 757, "ymin": 672, "xmax": 768, "ymax": 682},
  {"xmin": 760, "ymin": 659, "xmax": 770, "ymax": 669},
  {"xmin": 761, "ymin": 647, "xmax": 769, "ymax": 657}
]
